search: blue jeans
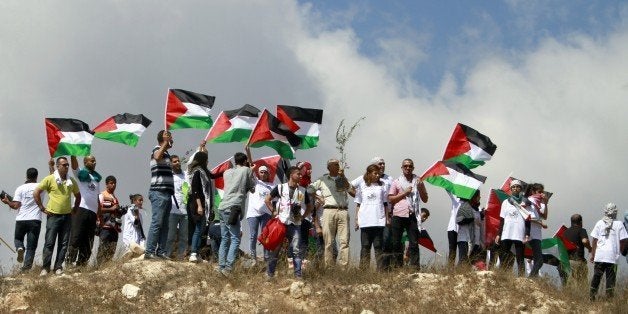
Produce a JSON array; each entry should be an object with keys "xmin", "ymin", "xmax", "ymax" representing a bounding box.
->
[
  {"xmin": 268, "ymin": 223, "xmax": 302, "ymax": 277},
  {"xmin": 247, "ymin": 213, "xmax": 271, "ymax": 260},
  {"xmin": 146, "ymin": 190, "xmax": 172, "ymax": 256},
  {"xmin": 42, "ymin": 214, "xmax": 72, "ymax": 271},
  {"xmin": 190, "ymin": 215, "xmax": 206, "ymax": 254},
  {"xmin": 166, "ymin": 213, "xmax": 188, "ymax": 259},
  {"xmin": 218, "ymin": 209, "xmax": 241, "ymax": 271},
  {"xmin": 14, "ymin": 220, "xmax": 41, "ymax": 270}
]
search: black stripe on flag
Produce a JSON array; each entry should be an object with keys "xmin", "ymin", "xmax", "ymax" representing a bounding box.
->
[
  {"xmin": 224, "ymin": 104, "xmax": 261, "ymax": 119},
  {"xmin": 267, "ymin": 112, "xmax": 302, "ymax": 147},
  {"xmin": 171, "ymin": 89, "xmax": 215, "ymax": 108},
  {"xmin": 46, "ymin": 118, "xmax": 92, "ymax": 133},
  {"xmin": 460, "ymin": 123, "xmax": 497, "ymax": 156},
  {"xmin": 442, "ymin": 160, "xmax": 487, "ymax": 183},
  {"xmin": 112, "ymin": 113, "xmax": 152, "ymax": 128},
  {"xmin": 277, "ymin": 105, "xmax": 323, "ymax": 123}
]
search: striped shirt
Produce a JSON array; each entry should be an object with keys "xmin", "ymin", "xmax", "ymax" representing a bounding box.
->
[{"xmin": 149, "ymin": 146, "xmax": 174, "ymax": 195}]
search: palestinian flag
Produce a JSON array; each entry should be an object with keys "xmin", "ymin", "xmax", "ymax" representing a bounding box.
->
[
  {"xmin": 524, "ymin": 236, "xmax": 571, "ymax": 274},
  {"xmin": 500, "ymin": 176, "xmax": 528, "ymax": 195},
  {"xmin": 205, "ymin": 104, "xmax": 260, "ymax": 143},
  {"xmin": 247, "ymin": 109, "xmax": 302, "ymax": 159},
  {"xmin": 418, "ymin": 229, "xmax": 437, "ymax": 253},
  {"xmin": 554, "ymin": 225, "xmax": 578, "ymax": 251},
  {"xmin": 484, "ymin": 189, "xmax": 510, "ymax": 246},
  {"xmin": 92, "ymin": 113, "xmax": 152, "ymax": 147},
  {"xmin": 210, "ymin": 158, "xmax": 234, "ymax": 210},
  {"xmin": 420, "ymin": 161, "xmax": 486, "ymax": 200},
  {"xmin": 45, "ymin": 118, "xmax": 93, "ymax": 157},
  {"xmin": 276, "ymin": 105, "xmax": 323, "ymax": 149},
  {"xmin": 165, "ymin": 88, "xmax": 215, "ymax": 130},
  {"xmin": 443, "ymin": 123, "xmax": 497, "ymax": 169},
  {"xmin": 253, "ymin": 155, "xmax": 290, "ymax": 183}
]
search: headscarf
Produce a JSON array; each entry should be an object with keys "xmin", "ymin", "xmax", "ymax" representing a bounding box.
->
[
  {"xmin": 297, "ymin": 161, "xmax": 312, "ymax": 188},
  {"xmin": 603, "ymin": 203, "xmax": 617, "ymax": 237}
]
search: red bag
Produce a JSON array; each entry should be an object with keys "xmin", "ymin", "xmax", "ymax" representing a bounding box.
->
[{"xmin": 258, "ymin": 217, "xmax": 286, "ymax": 251}]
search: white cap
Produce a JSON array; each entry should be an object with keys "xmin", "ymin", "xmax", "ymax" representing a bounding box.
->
[
  {"xmin": 510, "ymin": 179, "xmax": 523, "ymax": 188},
  {"xmin": 258, "ymin": 166, "xmax": 268, "ymax": 172}
]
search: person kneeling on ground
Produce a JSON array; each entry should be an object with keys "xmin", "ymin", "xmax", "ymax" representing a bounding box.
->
[{"xmin": 122, "ymin": 194, "xmax": 146, "ymax": 259}]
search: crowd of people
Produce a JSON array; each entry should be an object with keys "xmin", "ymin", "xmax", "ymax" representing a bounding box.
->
[{"xmin": 2, "ymin": 130, "xmax": 627, "ymax": 301}]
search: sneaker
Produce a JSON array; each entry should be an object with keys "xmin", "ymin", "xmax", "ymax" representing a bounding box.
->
[
  {"xmin": 144, "ymin": 253, "xmax": 157, "ymax": 260},
  {"xmin": 189, "ymin": 253, "xmax": 198, "ymax": 263},
  {"xmin": 55, "ymin": 269, "xmax": 64, "ymax": 275},
  {"xmin": 156, "ymin": 254, "xmax": 171, "ymax": 261},
  {"xmin": 220, "ymin": 269, "xmax": 232, "ymax": 278},
  {"xmin": 16, "ymin": 247, "xmax": 24, "ymax": 263},
  {"xmin": 39, "ymin": 269, "xmax": 48, "ymax": 277}
]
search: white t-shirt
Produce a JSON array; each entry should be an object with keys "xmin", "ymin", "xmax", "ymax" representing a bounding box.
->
[
  {"xmin": 122, "ymin": 205, "xmax": 144, "ymax": 248},
  {"xmin": 13, "ymin": 183, "xmax": 42, "ymax": 221},
  {"xmin": 172, "ymin": 172, "xmax": 187, "ymax": 215},
  {"xmin": 354, "ymin": 183, "xmax": 387, "ymax": 228},
  {"xmin": 351, "ymin": 174, "xmax": 392, "ymax": 197},
  {"xmin": 447, "ymin": 192, "xmax": 461, "ymax": 232},
  {"xmin": 72, "ymin": 169, "xmax": 100, "ymax": 213},
  {"xmin": 246, "ymin": 180, "xmax": 276, "ymax": 218},
  {"xmin": 500, "ymin": 199, "xmax": 526, "ymax": 241},
  {"xmin": 273, "ymin": 183, "xmax": 307, "ymax": 226},
  {"xmin": 528, "ymin": 200, "xmax": 546, "ymax": 240},
  {"xmin": 590, "ymin": 220, "xmax": 628, "ymax": 264}
]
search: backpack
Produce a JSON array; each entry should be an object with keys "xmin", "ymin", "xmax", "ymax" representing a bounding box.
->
[{"xmin": 257, "ymin": 217, "xmax": 286, "ymax": 251}]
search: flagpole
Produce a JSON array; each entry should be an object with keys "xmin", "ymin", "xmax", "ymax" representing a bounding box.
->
[
  {"xmin": 0, "ymin": 236, "xmax": 16, "ymax": 253},
  {"xmin": 164, "ymin": 88, "xmax": 170, "ymax": 131}
]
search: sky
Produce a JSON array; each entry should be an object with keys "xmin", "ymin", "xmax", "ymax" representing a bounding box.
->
[{"xmin": 0, "ymin": 0, "xmax": 627, "ymax": 276}]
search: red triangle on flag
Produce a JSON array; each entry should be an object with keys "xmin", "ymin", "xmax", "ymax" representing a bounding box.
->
[
  {"xmin": 443, "ymin": 123, "xmax": 471, "ymax": 160},
  {"xmin": 554, "ymin": 225, "xmax": 578, "ymax": 251},
  {"xmin": 253, "ymin": 155, "xmax": 282, "ymax": 182}
]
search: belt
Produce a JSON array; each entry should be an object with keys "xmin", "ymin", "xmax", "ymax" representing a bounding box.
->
[{"xmin": 323, "ymin": 206, "xmax": 348, "ymax": 209}]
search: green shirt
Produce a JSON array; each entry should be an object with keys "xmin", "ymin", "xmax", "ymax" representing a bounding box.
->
[{"xmin": 38, "ymin": 174, "xmax": 79, "ymax": 214}]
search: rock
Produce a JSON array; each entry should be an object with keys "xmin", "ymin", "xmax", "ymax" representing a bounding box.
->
[
  {"xmin": 517, "ymin": 303, "xmax": 527, "ymax": 311},
  {"xmin": 162, "ymin": 292, "xmax": 174, "ymax": 300},
  {"xmin": 355, "ymin": 284, "xmax": 381, "ymax": 294},
  {"xmin": 3, "ymin": 292, "xmax": 29, "ymax": 312},
  {"xmin": 360, "ymin": 310, "xmax": 375, "ymax": 314},
  {"xmin": 289, "ymin": 281, "xmax": 310, "ymax": 299},
  {"xmin": 122, "ymin": 284, "xmax": 141, "ymax": 299}
]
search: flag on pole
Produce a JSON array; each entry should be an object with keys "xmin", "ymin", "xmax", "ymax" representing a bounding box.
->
[
  {"xmin": 554, "ymin": 225, "xmax": 578, "ymax": 251},
  {"xmin": 484, "ymin": 188, "xmax": 510, "ymax": 246},
  {"xmin": 205, "ymin": 104, "xmax": 260, "ymax": 143},
  {"xmin": 92, "ymin": 113, "xmax": 152, "ymax": 147},
  {"xmin": 247, "ymin": 109, "xmax": 302, "ymax": 159},
  {"xmin": 165, "ymin": 88, "xmax": 215, "ymax": 130},
  {"xmin": 420, "ymin": 161, "xmax": 486, "ymax": 200},
  {"xmin": 443, "ymin": 123, "xmax": 497, "ymax": 169},
  {"xmin": 524, "ymin": 237, "xmax": 571, "ymax": 273},
  {"xmin": 210, "ymin": 158, "xmax": 234, "ymax": 210},
  {"xmin": 252, "ymin": 155, "xmax": 290, "ymax": 183},
  {"xmin": 276, "ymin": 105, "xmax": 323, "ymax": 149},
  {"xmin": 45, "ymin": 118, "xmax": 93, "ymax": 157}
]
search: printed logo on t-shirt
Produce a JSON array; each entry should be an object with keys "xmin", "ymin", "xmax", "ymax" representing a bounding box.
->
[{"xmin": 88, "ymin": 182, "xmax": 96, "ymax": 191}]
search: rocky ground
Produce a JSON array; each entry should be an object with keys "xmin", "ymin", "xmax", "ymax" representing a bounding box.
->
[{"xmin": 0, "ymin": 257, "xmax": 625, "ymax": 313}]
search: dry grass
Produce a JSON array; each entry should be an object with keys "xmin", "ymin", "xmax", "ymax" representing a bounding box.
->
[{"xmin": 0, "ymin": 258, "xmax": 625, "ymax": 313}]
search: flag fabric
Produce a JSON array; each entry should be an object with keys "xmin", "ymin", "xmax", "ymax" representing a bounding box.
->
[
  {"xmin": 92, "ymin": 113, "xmax": 152, "ymax": 147},
  {"xmin": 420, "ymin": 160, "xmax": 487, "ymax": 200},
  {"xmin": 554, "ymin": 225, "xmax": 578, "ymax": 251},
  {"xmin": 484, "ymin": 188, "xmax": 510, "ymax": 247},
  {"xmin": 418, "ymin": 229, "xmax": 437, "ymax": 253},
  {"xmin": 45, "ymin": 118, "xmax": 93, "ymax": 157},
  {"xmin": 205, "ymin": 104, "xmax": 260, "ymax": 143},
  {"xmin": 252, "ymin": 155, "xmax": 290, "ymax": 183},
  {"xmin": 276, "ymin": 105, "xmax": 323, "ymax": 149},
  {"xmin": 523, "ymin": 237, "xmax": 571, "ymax": 273},
  {"xmin": 210, "ymin": 158, "xmax": 234, "ymax": 210},
  {"xmin": 443, "ymin": 123, "xmax": 497, "ymax": 169},
  {"xmin": 165, "ymin": 88, "xmax": 215, "ymax": 130},
  {"xmin": 247, "ymin": 109, "xmax": 302, "ymax": 159}
]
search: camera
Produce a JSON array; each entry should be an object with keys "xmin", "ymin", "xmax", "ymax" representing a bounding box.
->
[
  {"xmin": 290, "ymin": 203, "xmax": 302, "ymax": 218},
  {"xmin": 118, "ymin": 205, "xmax": 130, "ymax": 216},
  {"xmin": 0, "ymin": 190, "xmax": 12, "ymax": 202}
]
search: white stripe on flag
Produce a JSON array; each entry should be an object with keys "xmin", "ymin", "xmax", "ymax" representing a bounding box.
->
[
  {"xmin": 112, "ymin": 124, "xmax": 147, "ymax": 136},
  {"xmin": 59, "ymin": 131, "xmax": 94, "ymax": 144},
  {"xmin": 182, "ymin": 102, "xmax": 211, "ymax": 116},
  {"xmin": 228, "ymin": 116, "xmax": 257, "ymax": 130},
  {"xmin": 294, "ymin": 121, "xmax": 320, "ymax": 137},
  {"xmin": 443, "ymin": 166, "xmax": 484, "ymax": 189},
  {"xmin": 466, "ymin": 142, "xmax": 492, "ymax": 161}
]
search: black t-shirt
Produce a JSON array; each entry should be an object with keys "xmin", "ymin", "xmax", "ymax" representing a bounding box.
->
[{"xmin": 563, "ymin": 226, "xmax": 588, "ymax": 261}]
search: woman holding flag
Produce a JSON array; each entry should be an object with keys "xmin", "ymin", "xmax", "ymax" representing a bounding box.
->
[{"xmin": 495, "ymin": 180, "xmax": 531, "ymax": 276}]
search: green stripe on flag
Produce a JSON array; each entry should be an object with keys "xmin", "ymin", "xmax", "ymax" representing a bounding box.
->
[
  {"xmin": 208, "ymin": 128, "xmax": 252, "ymax": 143},
  {"xmin": 54, "ymin": 143, "xmax": 92, "ymax": 157},
  {"xmin": 541, "ymin": 237, "xmax": 571, "ymax": 273},
  {"xmin": 425, "ymin": 176, "xmax": 478, "ymax": 200},
  {"xmin": 169, "ymin": 116, "xmax": 213, "ymax": 130},
  {"xmin": 446, "ymin": 154, "xmax": 486, "ymax": 169},
  {"xmin": 94, "ymin": 131, "xmax": 140, "ymax": 147},
  {"xmin": 250, "ymin": 140, "xmax": 295, "ymax": 159},
  {"xmin": 298, "ymin": 135, "xmax": 319, "ymax": 149}
]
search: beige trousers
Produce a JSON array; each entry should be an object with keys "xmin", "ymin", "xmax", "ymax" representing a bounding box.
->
[{"xmin": 322, "ymin": 208, "xmax": 350, "ymax": 267}]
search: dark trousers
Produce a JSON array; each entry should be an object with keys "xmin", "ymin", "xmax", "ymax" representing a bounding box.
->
[
  {"xmin": 14, "ymin": 220, "xmax": 42, "ymax": 270},
  {"xmin": 457, "ymin": 241, "xmax": 469, "ymax": 265},
  {"xmin": 391, "ymin": 214, "xmax": 420, "ymax": 269},
  {"xmin": 96, "ymin": 229, "xmax": 118, "ymax": 265},
  {"xmin": 499, "ymin": 239, "xmax": 525, "ymax": 276},
  {"xmin": 67, "ymin": 208, "xmax": 97, "ymax": 266},
  {"xmin": 42, "ymin": 214, "xmax": 72, "ymax": 271},
  {"xmin": 528, "ymin": 239, "xmax": 543, "ymax": 277},
  {"xmin": 447, "ymin": 230, "xmax": 458, "ymax": 266},
  {"xmin": 360, "ymin": 227, "xmax": 384, "ymax": 269},
  {"xmin": 590, "ymin": 262, "xmax": 617, "ymax": 300},
  {"xmin": 380, "ymin": 226, "xmax": 393, "ymax": 270},
  {"xmin": 207, "ymin": 221, "xmax": 222, "ymax": 262}
]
